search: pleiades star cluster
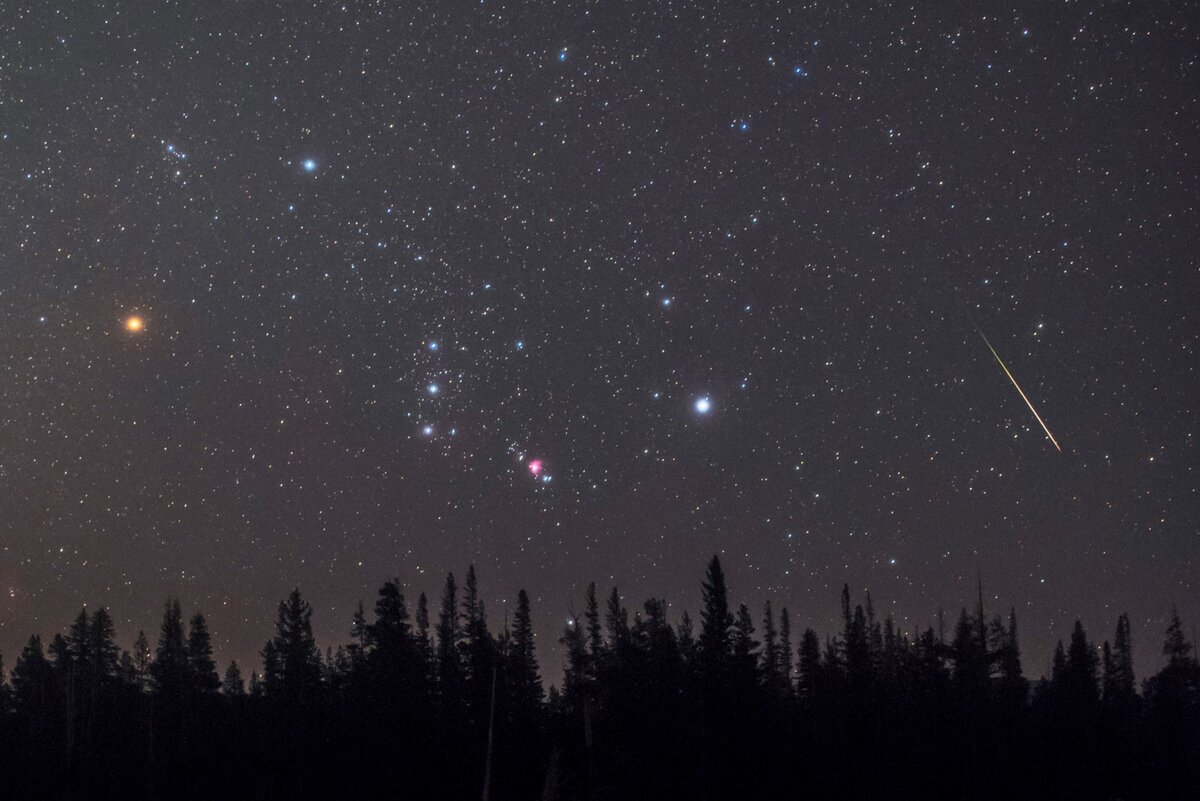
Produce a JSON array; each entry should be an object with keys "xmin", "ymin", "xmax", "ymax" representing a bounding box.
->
[{"xmin": 0, "ymin": 2, "xmax": 1195, "ymax": 680}]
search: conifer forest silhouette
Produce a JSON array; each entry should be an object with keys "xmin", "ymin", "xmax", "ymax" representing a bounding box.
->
[{"xmin": 1, "ymin": 557, "xmax": 1197, "ymax": 800}]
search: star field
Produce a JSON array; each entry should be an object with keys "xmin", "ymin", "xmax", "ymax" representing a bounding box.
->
[{"xmin": 0, "ymin": 2, "xmax": 1196, "ymax": 681}]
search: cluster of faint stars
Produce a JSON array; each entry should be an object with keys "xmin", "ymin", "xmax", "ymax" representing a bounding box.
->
[{"xmin": 0, "ymin": 2, "xmax": 1193, "ymax": 684}]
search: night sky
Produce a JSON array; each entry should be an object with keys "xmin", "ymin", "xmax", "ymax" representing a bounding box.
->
[{"xmin": 2, "ymin": 3, "xmax": 1196, "ymax": 683}]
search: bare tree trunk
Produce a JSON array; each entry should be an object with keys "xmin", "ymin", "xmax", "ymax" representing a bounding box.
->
[
  {"xmin": 540, "ymin": 748, "xmax": 561, "ymax": 801},
  {"xmin": 584, "ymin": 700, "xmax": 596, "ymax": 801},
  {"xmin": 481, "ymin": 664, "xmax": 498, "ymax": 801}
]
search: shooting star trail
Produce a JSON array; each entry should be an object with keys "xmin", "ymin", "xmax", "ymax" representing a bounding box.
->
[{"xmin": 973, "ymin": 325, "xmax": 1062, "ymax": 452}]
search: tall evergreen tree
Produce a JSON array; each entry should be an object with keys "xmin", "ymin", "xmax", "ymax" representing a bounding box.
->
[
  {"xmin": 10, "ymin": 635, "xmax": 53, "ymax": 716},
  {"xmin": 151, "ymin": 600, "xmax": 187, "ymax": 697},
  {"xmin": 414, "ymin": 591, "xmax": 434, "ymax": 673},
  {"xmin": 1162, "ymin": 607, "xmax": 1193, "ymax": 668},
  {"xmin": 1050, "ymin": 639, "xmax": 1067, "ymax": 685},
  {"xmin": 560, "ymin": 616, "xmax": 587, "ymax": 701},
  {"xmin": 436, "ymin": 572, "xmax": 463, "ymax": 701},
  {"xmin": 1102, "ymin": 613, "xmax": 1135, "ymax": 707},
  {"xmin": 88, "ymin": 607, "xmax": 120, "ymax": 680},
  {"xmin": 951, "ymin": 607, "xmax": 990, "ymax": 696},
  {"xmin": 348, "ymin": 601, "xmax": 368, "ymax": 669},
  {"xmin": 676, "ymin": 611, "xmax": 696, "ymax": 666},
  {"xmin": 65, "ymin": 606, "xmax": 91, "ymax": 671},
  {"xmin": 995, "ymin": 608, "xmax": 1028, "ymax": 704},
  {"xmin": 761, "ymin": 601, "xmax": 779, "ymax": 690},
  {"xmin": 509, "ymin": 589, "xmax": 543, "ymax": 708},
  {"xmin": 187, "ymin": 613, "xmax": 220, "ymax": 694},
  {"xmin": 460, "ymin": 566, "xmax": 493, "ymax": 703},
  {"xmin": 366, "ymin": 579, "xmax": 414, "ymax": 673},
  {"xmin": 797, "ymin": 628, "xmax": 822, "ymax": 704},
  {"xmin": 779, "ymin": 607, "xmax": 794, "ymax": 689},
  {"xmin": 222, "ymin": 661, "xmax": 246, "ymax": 696},
  {"xmin": 605, "ymin": 586, "xmax": 630, "ymax": 648},
  {"xmin": 698, "ymin": 555, "xmax": 732, "ymax": 676},
  {"xmin": 263, "ymin": 588, "xmax": 321, "ymax": 701},
  {"xmin": 131, "ymin": 630, "xmax": 151, "ymax": 693},
  {"xmin": 1065, "ymin": 620, "xmax": 1099, "ymax": 707},
  {"xmin": 584, "ymin": 582, "xmax": 604, "ymax": 661}
]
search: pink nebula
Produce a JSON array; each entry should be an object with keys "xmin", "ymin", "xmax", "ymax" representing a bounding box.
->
[{"xmin": 527, "ymin": 459, "xmax": 543, "ymax": 476}]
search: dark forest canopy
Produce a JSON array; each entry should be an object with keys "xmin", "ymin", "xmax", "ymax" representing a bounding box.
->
[{"xmin": 1, "ymin": 557, "xmax": 1197, "ymax": 800}]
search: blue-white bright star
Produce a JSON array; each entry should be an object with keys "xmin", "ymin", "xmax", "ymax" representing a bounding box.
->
[
  {"xmin": 302, "ymin": 159, "xmax": 318, "ymax": 173},
  {"xmin": 422, "ymin": 425, "xmax": 434, "ymax": 436},
  {"xmin": 694, "ymin": 397, "xmax": 713, "ymax": 414},
  {"xmin": 428, "ymin": 340, "xmax": 439, "ymax": 352}
]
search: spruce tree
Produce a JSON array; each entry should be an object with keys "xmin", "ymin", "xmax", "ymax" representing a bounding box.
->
[
  {"xmin": 436, "ymin": 572, "xmax": 463, "ymax": 700},
  {"xmin": 461, "ymin": 566, "xmax": 494, "ymax": 719},
  {"xmin": 414, "ymin": 591, "xmax": 434, "ymax": 674},
  {"xmin": 761, "ymin": 601, "xmax": 779, "ymax": 689},
  {"xmin": 88, "ymin": 607, "xmax": 120, "ymax": 680},
  {"xmin": 605, "ymin": 586, "xmax": 630, "ymax": 648},
  {"xmin": 131, "ymin": 631, "xmax": 151, "ymax": 693},
  {"xmin": 797, "ymin": 629, "xmax": 822, "ymax": 704},
  {"xmin": 187, "ymin": 613, "xmax": 220, "ymax": 694},
  {"xmin": 1162, "ymin": 607, "xmax": 1193, "ymax": 668},
  {"xmin": 152, "ymin": 600, "xmax": 187, "ymax": 697},
  {"xmin": 676, "ymin": 611, "xmax": 696, "ymax": 666},
  {"xmin": 1050, "ymin": 639, "xmax": 1067, "ymax": 685},
  {"xmin": 1066, "ymin": 620, "xmax": 1099, "ymax": 706},
  {"xmin": 732, "ymin": 604, "xmax": 759, "ymax": 688},
  {"xmin": 698, "ymin": 555, "xmax": 732, "ymax": 676},
  {"xmin": 66, "ymin": 608, "xmax": 91, "ymax": 668},
  {"xmin": 510, "ymin": 589, "xmax": 543, "ymax": 708},
  {"xmin": 1111, "ymin": 613, "xmax": 1135, "ymax": 697},
  {"xmin": 779, "ymin": 608, "xmax": 793, "ymax": 689},
  {"xmin": 222, "ymin": 661, "xmax": 246, "ymax": 696},
  {"xmin": 996, "ymin": 608, "xmax": 1027, "ymax": 704},
  {"xmin": 584, "ymin": 581, "xmax": 604, "ymax": 662},
  {"xmin": 11, "ymin": 635, "xmax": 53, "ymax": 715},
  {"xmin": 349, "ymin": 601, "xmax": 368, "ymax": 669},
  {"xmin": 560, "ymin": 616, "xmax": 587, "ymax": 702},
  {"xmin": 363, "ymin": 580, "xmax": 412, "ymax": 690},
  {"xmin": 264, "ymin": 588, "xmax": 321, "ymax": 700}
]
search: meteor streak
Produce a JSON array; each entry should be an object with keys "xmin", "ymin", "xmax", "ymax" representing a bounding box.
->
[{"xmin": 973, "ymin": 325, "xmax": 1062, "ymax": 452}]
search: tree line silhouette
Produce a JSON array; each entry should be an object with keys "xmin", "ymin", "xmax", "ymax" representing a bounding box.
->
[{"xmin": 0, "ymin": 557, "xmax": 1197, "ymax": 800}]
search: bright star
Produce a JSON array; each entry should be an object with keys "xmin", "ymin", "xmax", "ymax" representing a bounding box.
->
[
  {"xmin": 694, "ymin": 397, "xmax": 712, "ymax": 414},
  {"xmin": 422, "ymin": 425, "xmax": 434, "ymax": 436},
  {"xmin": 662, "ymin": 297, "xmax": 672, "ymax": 307},
  {"xmin": 428, "ymin": 383, "xmax": 440, "ymax": 395},
  {"xmin": 428, "ymin": 340, "xmax": 439, "ymax": 351},
  {"xmin": 124, "ymin": 315, "xmax": 145, "ymax": 333},
  {"xmin": 558, "ymin": 48, "xmax": 568, "ymax": 62},
  {"xmin": 515, "ymin": 340, "xmax": 525, "ymax": 350},
  {"xmin": 302, "ymin": 159, "xmax": 317, "ymax": 173}
]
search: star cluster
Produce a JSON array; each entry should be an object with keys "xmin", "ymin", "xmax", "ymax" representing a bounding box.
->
[{"xmin": 0, "ymin": 3, "xmax": 1196, "ymax": 680}]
